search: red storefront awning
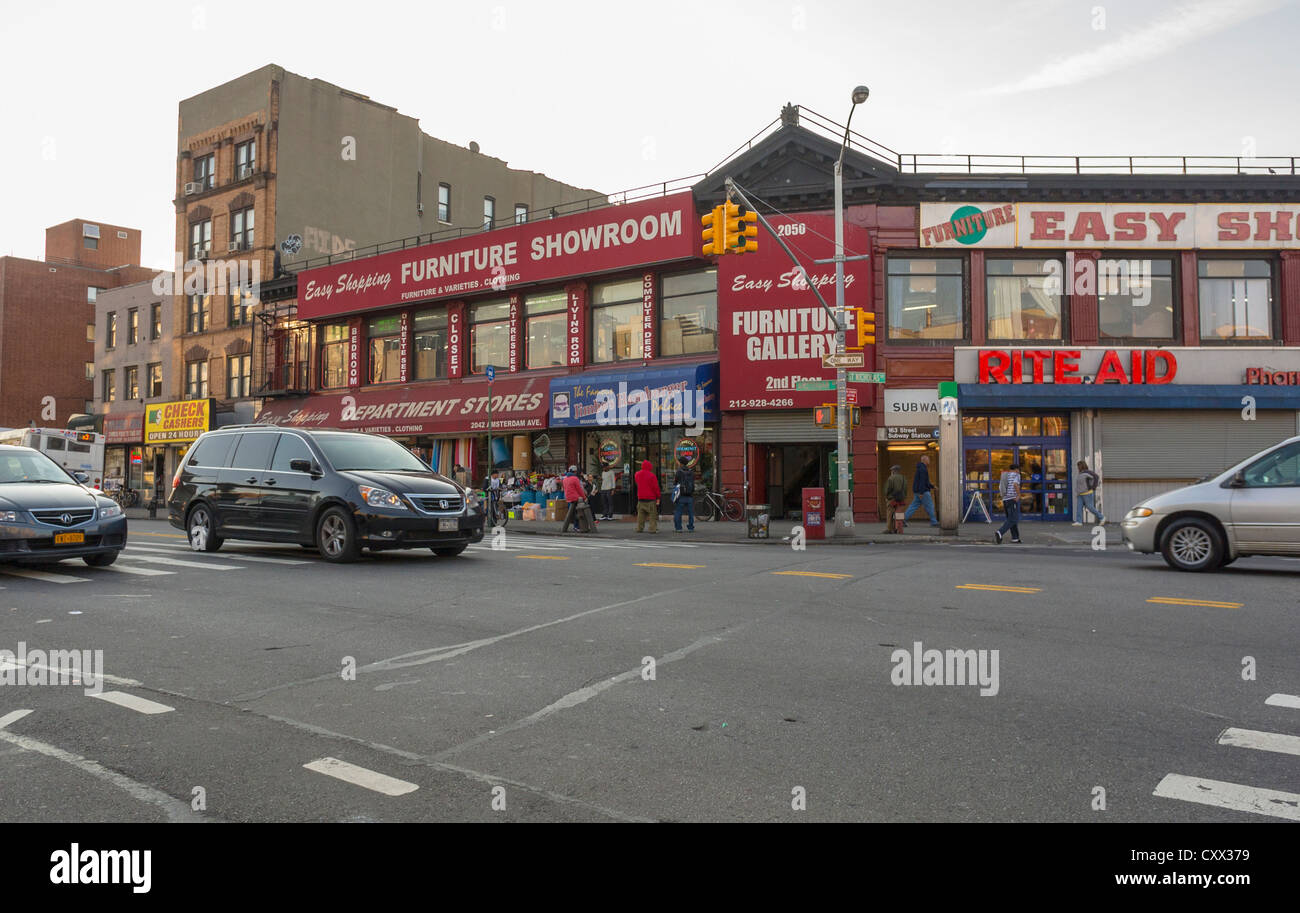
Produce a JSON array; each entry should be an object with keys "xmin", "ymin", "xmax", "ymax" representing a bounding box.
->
[
  {"xmin": 254, "ymin": 374, "xmax": 550, "ymax": 437},
  {"xmin": 104, "ymin": 412, "xmax": 144, "ymax": 444}
]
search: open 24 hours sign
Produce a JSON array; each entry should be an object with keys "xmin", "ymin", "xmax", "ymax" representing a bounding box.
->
[
  {"xmin": 717, "ymin": 212, "xmax": 874, "ymax": 410},
  {"xmin": 145, "ymin": 398, "xmax": 213, "ymax": 444}
]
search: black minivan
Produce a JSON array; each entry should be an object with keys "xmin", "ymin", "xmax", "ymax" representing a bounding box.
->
[{"xmin": 168, "ymin": 426, "xmax": 484, "ymax": 562}]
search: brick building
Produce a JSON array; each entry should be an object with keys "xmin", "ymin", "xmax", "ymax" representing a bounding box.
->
[{"xmin": 0, "ymin": 219, "xmax": 152, "ymax": 429}]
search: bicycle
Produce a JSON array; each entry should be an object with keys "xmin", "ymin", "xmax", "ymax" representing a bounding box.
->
[
  {"xmin": 483, "ymin": 488, "xmax": 509, "ymax": 528},
  {"xmin": 699, "ymin": 487, "xmax": 744, "ymax": 522},
  {"xmin": 110, "ymin": 487, "xmax": 139, "ymax": 508}
]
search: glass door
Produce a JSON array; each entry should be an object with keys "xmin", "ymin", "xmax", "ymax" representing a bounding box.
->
[{"xmin": 1043, "ymin": 447, "xmax": 1070, "ymax": 518}]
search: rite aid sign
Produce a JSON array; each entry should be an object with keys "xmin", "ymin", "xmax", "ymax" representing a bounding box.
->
[{"xmin": 956, "ymin": 347, "xmax": 1300, "ymax": 385}]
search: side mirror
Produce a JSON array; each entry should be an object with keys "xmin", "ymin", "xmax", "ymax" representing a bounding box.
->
[
  {"xmin": 73, "ymin": 471, "xmax": 89, "ymax": 484},
  {"xmin": 289, "ymin": 459, "xmax": 312, "ymax": 472},
  {"xmin": 1231, "ymin": 470, "xmax": 1246, "ymax": 488}
]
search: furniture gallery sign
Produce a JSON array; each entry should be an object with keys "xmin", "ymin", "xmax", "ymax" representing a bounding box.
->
[
  {"xmin": 296, "ymin": 193, "xmax": 697, "ymax": 319},
  {"xmin": 920, "ymin": 203, "xmax": 1300, "ymax": 249},
  {"xmin": 718, "ymin": 212, "xmax": 873, "ymax": 410}
]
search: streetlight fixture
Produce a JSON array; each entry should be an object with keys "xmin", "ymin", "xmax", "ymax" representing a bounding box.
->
[{"xmin": 832, "ymin": 85, "xmax": 868, "ymax": 535}]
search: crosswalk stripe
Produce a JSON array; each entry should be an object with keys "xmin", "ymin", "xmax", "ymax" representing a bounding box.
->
[
  {"xmin": 114, "ymin": 554, "xmax": 243, "ymax": 570},
  {"xmin": 1217, "ymin": 727, "xmax": 1300, "ymax": 757},
  {"xmin": 1153, "ymin": 773, "xmax": 1300, "ymax": 821},
  {"xmin": 304, "ymin": 757, "xmax": 418, "ymax": 796},
  {"xmin": 126, "ymin": 545, "xmax": 308, "ymax": 565},
  {"xmin": 100, "ymin": 563, "xmax": 172, "ymax": 577},
  {"xmin": 1265, "ymin": 693, "xmax": 1300, "ymax": 710},
  {"xmin": 90, "ymin": 691, "xmax": 175, "ymax": 715},
  {"xmin": 0, "ymin": 709, "xmax": 32, "ymax": 730},
  {"xmin": 0, "ymin": 567, "xmax": 89, "ymax": 584}
]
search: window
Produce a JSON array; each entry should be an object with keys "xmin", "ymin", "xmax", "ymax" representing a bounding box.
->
[
  {"xmin": 1199, "ymin": 260, "xmax": 1273, "ymax": 341},
  {"xmin": 186, "ymin": 359, "xmax": 208, "ymax": 397},
  {"xmin": 87, "ymin": 286, "xmax": 103, "ymax": 303},
  {"xmin": 148, "ymin": 363, "xmax": 162, "ymax": 398},
  {"xmin": 84, "ymin": 362, "xmax": 94, "ymax": 381},
  {"xmin": 367, "ymin": 315, "xmax": 402, "ymax": 383},
  {"xmin": 190, "ymin": 219, "xmax": 212, "ymax": 259},
  {"xmin": 185, "ymin": 433, "xmax": 235, "ymax": 469},
  {"xmin": 1099, "ymin": 259, "xmax": 1175, "ymax": 340},
  {"xmin": 591, "ymin": 278, "xmax": 645, "ymax": 363},
  {"xmin": 470, "ymin": 299, "xmax": 510, "ymax": 374},
  {"xmin": 483, "ymin": 196, "xmax": 496, "ymax": 230},
  {"xmin": 1242, "ymin": 440, "xmax": 1300, "ymax": 487},
  {"xmin": 105, "ymin": 312, "xmax": 117, "ymax": 349},
  {"xmin": 227, "ymin": 354, "xmax": 251, "ymax": 398},
  {"xmin": 84, "ymin": 235, "xmax": 98, "ymax": 250},
  {"xmin": 524, "ymin": 292, "xmax": 566, "ymax": 369},
  {"xmin": 102, "ymin": 369, "xmax": 116, "ymax": 402},
  {"xmin": 437, "ymin": 183, "xmax": 451, "ymax": 222},
  {"xmin": 234, "ymin": 139, "xmax": 256, "ymax": 179},
  {"xmin": 229, "ymin": 432, "xmax": 277, "ymax": 471},
  {"xmin": 151, "ymin": 302, "xmax": 162, "ymax": 339},
  {"xmin": 231, "ymin": 206, "xmax": 254, "ymax": 251},
  {"xmin": 124, "ymin": 365, "xmax": 139, "ymax": 400},
  {"xmin": 660, "ymin": 269, "xmax": 718, "ymax": 356},
  {"xmin": 46, "ymin": 436, "xmax": 65, "ymax": 452},
  {"xmin": 86, "ymin": 323, "xmax": 94, "ymax": 342},
  {"xmin": 229, "ymin": 287, "xmax": 255, "ymax": 326},
  {"xmin": 186, "ymin": 294, "xmax": 210, "ymax": 333},
  {"xmin": 413, "ymin": 308, "xmax": 448, "ymax": 380},
  {"xmin": 194, "ymin": 153, "xmax": 215, "ymax": 190},
  {"xmin": 320, "ymin": 324, "xmax": 349, "ymax": 388},
  {"xmin": 986, "ymin": 258, "xmax": 1064, "ymax": 341},
  {"xmin": 127, "ymin": 308, "xmax": 139, "ymax": 345},
  {"xmin": 515, "ymin": 204, "xmax": 528, "ymax": 225},
  {"xmin": 887, "ymin": 257, "xmax": 965, "ymax": 341},
  {"xmin": 271, "ymin": 434, "xmax": 314, "ymax": 473}
]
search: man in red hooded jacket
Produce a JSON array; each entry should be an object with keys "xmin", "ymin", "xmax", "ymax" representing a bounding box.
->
[{"xmin": 634, "ymin": 459, "xmax": 660, "ymax": 534}]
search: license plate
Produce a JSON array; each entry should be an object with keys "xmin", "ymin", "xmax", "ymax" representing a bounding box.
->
[
  {"xmin": 54, "ymin": 532, "xmax": 85, "ymax": 545},
  {"xmin": 438, "ymin": 519, "xmax": 458, "ymax": 532}
]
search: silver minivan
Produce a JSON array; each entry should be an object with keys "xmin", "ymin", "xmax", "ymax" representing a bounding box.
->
[{"xmin": 1122, "ymin": 435, "xmax": 1300, "ymax": 571}]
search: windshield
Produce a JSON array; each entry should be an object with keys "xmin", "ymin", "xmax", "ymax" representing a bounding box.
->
[
  {"xmin": 314, "ymin": 433, "xmax": 429, "ymax": 473},
  {"xmin": 0, "ymin": 450, "xmax": 77, "ymax": 484}
]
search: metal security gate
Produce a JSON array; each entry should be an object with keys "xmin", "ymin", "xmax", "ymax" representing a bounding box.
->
[
  {"xmin": 744, "ymin": 411, "xmax": 837, "ymax": 443},
  {"xmin": 1100, "ymin": 410, "xmax": 1297, "ymax": 480}
]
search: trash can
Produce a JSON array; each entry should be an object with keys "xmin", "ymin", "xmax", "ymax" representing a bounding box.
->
[{"xmin": 746, "ymin": 504, "xmax": 770, "ymax": 539}]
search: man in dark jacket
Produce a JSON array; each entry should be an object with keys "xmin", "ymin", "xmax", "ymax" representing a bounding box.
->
[
  {"xmin": 883, "ymin": 464, "xmax": 907, "ymax": 533},
  {"xmin": 634, "ymin": 459, "xmax": 660, "ymax": 533},
  {"xmin": 673, "ymin": 456, "xmax": 696, "ymax": 533},
  {"xmin": 902, "ymin": 454, "xmax": 939, "ymax": 527}
]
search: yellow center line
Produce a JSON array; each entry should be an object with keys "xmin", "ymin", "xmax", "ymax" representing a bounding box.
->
[
  {"xmin": 956, "ymin": 584, "xmax": 1041, "ymax": 593},
  {"xmin": 773, "ymin": 570, "xmax": 852, "ymax": 580},
  {"xmin": 635, "ymin": 562, "xmax": 705, "ymax": 569},
  {"xmin": 1147, "ymin": 597, "xmax": 1243, "ymax": 609},
  {"xmin": 516, "ymin": 555, "xmax": 570, "ymax": 560}
]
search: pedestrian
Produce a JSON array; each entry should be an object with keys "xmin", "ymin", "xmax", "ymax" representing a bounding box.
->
[
  {"xmin": 672, "ymin": 456, "xmax": 696, "ymax": 533},
  {"xmin": 883, "ymin": 463, "xmax": 907, "ymax": 534},
  {"xmin": 634, "ymin": 459, "xmax": 660, "ymax": 533},
  {"xmin": 1073, "ymin": 459, "xmax": 1105, "ymax": 526},
  {"xmin": 599, "ymin": 464, "xmax": 616, "ymax": 519},
  {"xmin": 902, "ymin": 454, "xmax": 939, "ymax": 527},
  {"xmin": 560, "ymin": 465, "xmax": 587, "ymax": 534},
  {"xmin": 994, "ymin": 458, "xmax": 1023, "ymax": 544}
]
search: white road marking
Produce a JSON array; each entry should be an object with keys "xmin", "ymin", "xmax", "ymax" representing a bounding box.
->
[
  {"xmin": 1153, "ymin": 773, "xmax": 1300, "ymax": 821},
  {"xmin": 0, "ymin": 567, "xmax": 89, "ymax": 583},
  {"xmin": 1265, "ymin": 693, "xmax": 1300, "ymax": 710},
  {"xmin": 125, "ymin": 545, "xmax": 308, "ymax": 565},
  {"xmin": 114, "ymin": 554, "xmax": 243, "ymax": 570},
  {"xmin": 90, "ymin": 691, "xmax": 175, "ymax": 715},
  {"xmin": 0, "ymin": 709, "xmax": 32, "ymax": 729},
  {"xmin": 303, "ymin": 757, "xmax": 418, "ymax": 796},
  {"xmin": 1218, "ymin": 727, "xmax": 1300, "ymax": 757},
  {"xmin": 99, "ymin": 563, "xmax": 172, "ymax": 577}
]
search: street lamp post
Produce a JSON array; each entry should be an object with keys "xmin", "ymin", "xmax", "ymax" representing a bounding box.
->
[{"xmin": 833, "ymin": 85, "xmax": 869, "ymax": 535}]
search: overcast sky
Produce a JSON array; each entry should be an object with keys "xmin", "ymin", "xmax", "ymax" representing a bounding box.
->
[{"xmin": 3, "ymin": 0, "xmax": 1298, "ymax": 268}]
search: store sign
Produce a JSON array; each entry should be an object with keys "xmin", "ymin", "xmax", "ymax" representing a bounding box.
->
[
  {"xmin": 718, "ymin": 212, "xmax": 873, "ymax": 410},
  {"xmin": 103, "ymin": 412, "xmax": 144, "ymax": 444},
  {"xmin": 507, "ymin": 295, "xmax": 520, "ymax": 373},
  {"xmin": 674, "ymin": 437, "xmax": 700, "ymax": 468},
  {"xmin": 398, "ymin": 312, "xmax": 410, "ymax": 383},
  {"xmin": 348, "ymin": 321, "xmax": 361, "ymax": 387},
  {"xmin": 448, "ymin": 306, "xmax": 463, "ymax": 378},
  {"xmin": 921, "ymin": 203, "xmax": 1300, "ymax": 249},
  {"xmin": 1246, "ymin": 367, "xmax": 1300, "ymax": 385},
  {"xmin": 255, "ymin": 375, "xmax": 550, "ymax": 436},
  {"xmin": 296, "ymin": 193, "xmax": 697, "ymax": 319},
  {"xmin": 641, "ymin": 271, "xmax": 656, "ymax": 359},
  {"xmin": 145, "ymin": 399, "xmax": 212, "ymax": 444},
  {"xmin": 548, "ymin": 363, "xmax": 719, "ymax": 429},
  {"xmin": 598, "ymin": 438, "xmax": 621, "ymax": 466},
  {"xmin": 884, "ymin": 389, "xmax": 940, "ymax": 427},
  {"xmin": 957, "ymin": 347, "xmax": 1300, "ymax": 386},
  {"xmin": 567, "ymin": 285, "xmax": 586, "ymax": 367},
  {"xmin": 976, "ymin": 348, "xmax": 1177, "ymax": 385},
  {"xmin": 880, "ymin": 426, "xmax": 940, "ymax": 441}
]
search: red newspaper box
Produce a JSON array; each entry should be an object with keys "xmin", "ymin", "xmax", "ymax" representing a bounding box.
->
[{"xmin": 802, "ymin": 488, "xmax": 826, "ymax": 540}]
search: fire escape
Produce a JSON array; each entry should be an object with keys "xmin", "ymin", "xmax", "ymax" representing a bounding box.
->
[{"xmin": 254, "ymin": 269, "xmax": 311, "ymax": 398}]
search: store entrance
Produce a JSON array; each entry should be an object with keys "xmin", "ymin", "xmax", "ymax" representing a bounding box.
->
[
  {"xmin": 765, "ymin": 444, "xmax": 834, "ymax": 520},
  {"xmin": 962, "ymin": 413, "xmax": 1070, "ymax": 521},
  {"xmin": 876, "ymin": 440, "xmax": 941, "ymax": 520}
]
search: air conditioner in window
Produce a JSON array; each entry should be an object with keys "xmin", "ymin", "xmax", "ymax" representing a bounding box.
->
[
  {"xmin": 184, "ymin": 182, "xmax": 202, "ymax": 195},
  {"xmin": 227, "ymin": 241, "xmax": 242, "ymax": 252},
  {"xmin": 237, "ymin": 164, "xmax": 254, "ymax": 180},
  {"xmin": 195, "ymin": 247, "xmax": 210, "ymax": 260}
]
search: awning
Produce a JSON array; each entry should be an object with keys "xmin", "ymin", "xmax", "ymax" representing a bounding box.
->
[
  {"xmin": 103, "ymin": 412, "xmax": 143, "ymax": 444},
  {"xmin": 548, "ymin": 361, "xmax": 719, "ymax": 428},
  {"xmin": 958, "ymin": 384, "xmax": 1300, "ymax": 410},
  {"xmin": 255, "ymin": 374, "xmax": 550, "ymax": 436}
]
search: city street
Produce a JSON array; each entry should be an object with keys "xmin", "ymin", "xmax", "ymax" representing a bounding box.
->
[{"xmin": 1, "ymin": 520, "xmax": 1295, "ymax": 823}]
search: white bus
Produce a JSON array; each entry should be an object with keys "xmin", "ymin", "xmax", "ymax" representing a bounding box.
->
[{"xmin": 0, "ymin": 427, "xmax": 105, "ymax": 486}]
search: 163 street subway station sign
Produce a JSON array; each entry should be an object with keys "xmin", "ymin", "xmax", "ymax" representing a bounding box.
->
[{"xmin": 718, "ymin": 212, "xmax": 874, "ymax": 410}]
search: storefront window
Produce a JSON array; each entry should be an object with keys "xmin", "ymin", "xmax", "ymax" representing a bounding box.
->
[
  {"xmin": 367, "ymin": 315, "xmax": 401, "ymax": 384},
  {"xmin": 591, "ymin": 278, "xmax": 644, "ymax": 363},
  {"xmin": 1198, "ymin": 259, "xmax": 1273, "ymax": 340},
  {"xmin": 962, "ymin": 416, "xmax": 988, "ymax": 437},
  {"xmin": 986, "ymin": 259, "xmax": 1063, "ymax": 341},
  {"xmin": 1098, "ymin": 259, "xmax": 1174, "ymax": 340},
  {"xmin": 320, "ymin": 324, "xmax": 348, "ymax": 389},
  {"xmin": 413, "ymin": 308, "xmax": 448, "ymax": 380},
  {"xmin": 887, "ymin": 257, "xmax": 964, "ymax": 341},
  {"xmin": 661, "ymin": 269, "xmax": 718, "ymax": 356},
  {"xmin": 525, "ymin": 291, "xmax": 567, "ymax": 369},
  {"xmin": 470, "ymin": 299, "xmax": 510, "ymax": 374},
  {"xmin": 987, "ymin": 416, "xmax": 1015, "ymax": 437},
  {"xmin": 1016, "ymin": 416, "xmax": 1041, "ymax": 436}
]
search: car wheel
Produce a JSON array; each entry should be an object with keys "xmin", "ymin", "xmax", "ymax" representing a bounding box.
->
[
  {"xmin": 83, "ymin": 551, "xmax": 118, "ymax": 567},
  {"xmin": 431, "ymin": 544, "xmax": 468, "ymax": 558},
  {"xmin": 187, "ymin": 504, "xmax": 223, "ymax": 552},
  {"xmin": 316, "ymin": 507, "xmax": 360, "ymax": 563},
  {"xmin": 1160, "ymin": 518, "xmax": 1223, "ymax": 572}
]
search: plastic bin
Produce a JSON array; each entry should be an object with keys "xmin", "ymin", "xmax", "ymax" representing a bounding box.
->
[{"xmin": 746, "ymin": 504, "xmax": 771, "ymax": 539}]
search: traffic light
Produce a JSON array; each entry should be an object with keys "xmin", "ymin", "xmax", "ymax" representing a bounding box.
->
[
  {"xmin": 722, "ymin": 201, "xmax": 741, "ymax": 252},
  {"xmin": 857, "ymin": 308, "xmax": 877, "ymax": 345},
  {"xmin": 732, "ymin": 206, "xmax": 758, "ymax": 253},
  {"xmin": 701, "ymin": 205, "xmax": 724, "ymax": 257}
]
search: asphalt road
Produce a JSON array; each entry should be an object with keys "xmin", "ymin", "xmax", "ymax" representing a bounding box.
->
[{"xmin": 0, "ymin": 519, "xmax": 1296, "ymax": 823}]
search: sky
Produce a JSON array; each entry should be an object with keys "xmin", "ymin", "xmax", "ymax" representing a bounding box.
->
[{"xmin": 3, "ymin": 0, "xmax": 1299, "ymax": 269}]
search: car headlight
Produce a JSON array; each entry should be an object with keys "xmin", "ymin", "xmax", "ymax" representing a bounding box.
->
[
  {"xmin": 97, "ymin": 502, "xmax": 123, "ymax": 519},
  {"xmin": 358, "ymin": 485, "xmax": 407, "ymax": 509},
  {"xmin": 0, "ymin": 510, "xmax": 24, "ymax": 522},
  {"xmin": 465, "ymin": 491, "xmax": 480, "ymax": 510},
  {"xmin": 1126, "ymin": 507, "xmax": 1154, "ymax": 519}
]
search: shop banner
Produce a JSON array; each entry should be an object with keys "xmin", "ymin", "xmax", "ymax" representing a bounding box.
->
[
  {"xmin": 566, "ymin": 284, "xmax": 586, "ymax": 367},
  {"xmin": 921, "ymin": 203, "xmax": 1300, "ymax": 249},
  {"xmin": 398, "ymin": 311, "xmax": 410, "ymax": 383},
  {"xmin": 296, "ymin": 192, "xmax": 699, "ymax": 319},
  {"xmin": 508, "ymin": 294, "xmax": 521, "ymax": 373},
  {"xmin": 547, "ymin": 362, "xmax": 719, "ymax": 428},
  {"xmin": 641, "ymin": 271, "xmax": 656, "ymax": 359},
  {"xmin": 255, "ymin": 375, "xmax": 550, "ymax": 436},
  {"xmin": 103, "ymin": 411, "xmax": 144, "ymax": 444},
  {"xmin": 145, "ymin": 399, "xmax": 212, "ymax": 445},
  {"xmin": 448, "ymin": 304, "xmax": 464, "ymax": 379},
  {"xmin": 955, "ymin": 346, "xmax": 1300, "ymax": 385},
  {"xmin": 348, "ymin": 319, "xmax": 361, "ymax": 387},
  {"xmin": 718, "ymin": 211, "xmax": 874, "ymax": 410}
]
